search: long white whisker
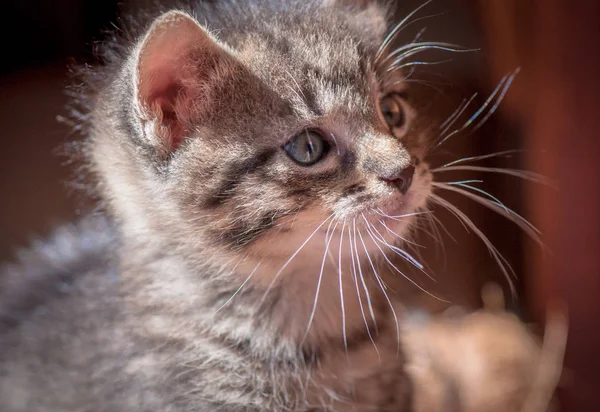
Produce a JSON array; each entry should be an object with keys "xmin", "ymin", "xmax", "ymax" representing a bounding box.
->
[
  {"xmin": 393, "ymin": 59, "xmax": 453, "ymax": 72},
  {"xmin": 443, "ymin": 181, "xmax": 508, "ymax": 213},
  {"xmin": 394, "ymin": 78, "xmax": 446, "ymax": 94},
  {"xmin": 461, "ymin": 74, "xmax": 509, "ymax": 129},
  {"xmin": 420, "ymin": 211, "xmax": 447, "ymax": 262},
  {"xmin": 430, "ymin": 193, "xmax": 517, "ymax": 296},
  {"xmin": 379, "ymin": 13, "xmax": 449, "ymax": 65},
  {"xmin": 368, "ymin": 218, "xmax": 425, "ymax": 268},
  {"xmin": 301, "ymin": 219, "xmax": 339, "ymax": 345},
  {"xmin": 432, "ymin": 182, "xmax": 543, "ymax": 247},
  {"xmin": 261, "ymin": 214, "xmax": 334, "ymax": 305},
  {"xmin": 440, "ymin": 149, "xmax": 525, "ymax": 168},
  {"xmin": 214, "ymin": 259, "xmax": 263, "ymax": 314},
  {"xmin": 411, "ymin": 27, "xmax": 427, "ymax": 44},
  {"xmin": 439, "ymin": 96, "xmax": 467, "ymax": 132},
  {"xmin": 374, "ymin": 208, "xmax": 432, "ymax": 221},
  {"xmin": 471, "ymin": 68, "xmax": 520, "ymax": 132},
  {"xmin": 430, "ymin": 212, "xmax": 455, "ymax": 242},
  {"xmin": 353, "ymin": 219, "xmax": 379, "ymax": 336},
  {"xmin": 387, "ymin": 44, "xmax": 472, "ymax": 70},
  {"xmin": 362, "ymin": 215, "xmax": 445, "ymax": 301},
  {"xmin": 375, "ymin": 0, "xmax": 435, "ymax": 63},
  {"xmin": 432, "ymin": 165, "xmax": 552, "ymax": 186},
  {"xmin": 348, "ymin": 220, "xmax": 380, "ymax": 358},
  {"xmin": 337, "ymin": 221, "xmax": 349, "ymax": 356},
  {"xmin": 367, "ymin": 221, "xmax": 433, "ymax": 280},
  {"xmin": 356, "ymin": 226, "xmax": 401, "ymax": 356},
  {"xmin": 439, "ymin": 93, "xmax": 479, "ymax": 137},
  {"xmin": 379, "ymin": 219, "xmax": 424, "ymax": 248},
  {"xmin": 434, "ymin": 74, "xmax": 509, "ymax": 149}
]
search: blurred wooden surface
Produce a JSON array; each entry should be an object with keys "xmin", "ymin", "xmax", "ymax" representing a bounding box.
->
[{"xmin": 473, "ymin": 1, "xmax": 600, "ymax": 411}]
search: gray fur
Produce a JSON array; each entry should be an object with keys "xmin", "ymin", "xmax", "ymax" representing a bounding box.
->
[{"xmin": 0, "ymin": 1, "xmax": 438, "ymax": 410}]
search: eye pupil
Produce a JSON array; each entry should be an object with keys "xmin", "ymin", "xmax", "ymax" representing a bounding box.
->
[{"xmin": 284, "ymin": 130, "xmax": 328, "ymax": 166}]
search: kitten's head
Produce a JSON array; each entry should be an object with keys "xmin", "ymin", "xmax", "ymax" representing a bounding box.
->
[{"xmin": 92, "ymin": 0, "xmax": 434, "ymax": 283}]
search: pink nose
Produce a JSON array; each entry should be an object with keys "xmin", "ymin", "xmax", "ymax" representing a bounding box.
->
[{"xmin": 381, "ymin": 165, "xmax": 415, "ymax": 195}]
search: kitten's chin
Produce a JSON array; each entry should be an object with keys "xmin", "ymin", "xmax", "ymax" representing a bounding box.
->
[{"xmin": 365, "ymin": 182, "xmax": 431, "ymax": 246}]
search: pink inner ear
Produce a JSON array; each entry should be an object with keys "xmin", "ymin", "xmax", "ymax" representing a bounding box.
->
[
  {"xmin": 136, "ymin": 11, "xmax": 218, "ymax": 150},
  {"xmin": 142, "ymin": 69, "xmax": 186, "ymax": 148}
]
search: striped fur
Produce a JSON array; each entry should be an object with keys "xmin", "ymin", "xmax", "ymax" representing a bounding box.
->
[{"xmin": 0, "ymin": 1, "xmax": 439, "ymax": 411}]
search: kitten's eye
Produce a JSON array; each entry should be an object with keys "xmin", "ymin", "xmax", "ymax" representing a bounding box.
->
[
  {"xmin": 380, "ymin": 93, "xmax": 406, "ymax": 129},
  {"xmin": 284, "ymin": 130, "xmax": 329, "ymax": 166}
]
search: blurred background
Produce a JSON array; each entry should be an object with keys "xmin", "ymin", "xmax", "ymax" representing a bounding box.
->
[{"xmin": 0, "ymin": 0, "xmax": 598, "ymax": 410}]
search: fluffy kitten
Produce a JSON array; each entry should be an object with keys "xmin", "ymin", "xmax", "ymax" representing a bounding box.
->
[{"xmin": 0, "ymin": 1, "xmax": 555, "ymax": 411}]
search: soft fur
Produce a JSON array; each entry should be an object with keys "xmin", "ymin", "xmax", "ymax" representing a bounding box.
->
[{"xmin": 0, "ymin": 1, "xmax": 554, "ymax": 411}]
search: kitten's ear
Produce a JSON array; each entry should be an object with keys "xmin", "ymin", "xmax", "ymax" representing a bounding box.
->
[{"xmin": 134, "ymin": 11, "xmax": 231, "ymax": 151}]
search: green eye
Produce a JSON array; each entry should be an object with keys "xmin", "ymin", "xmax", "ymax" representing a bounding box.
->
[
  {"xmin": 284, "ymin": 130, "xmax": 329, "ymax": 166},
  {"xmin": 380, "ymin": 93, "xmax": 406, "ymax": 129}
]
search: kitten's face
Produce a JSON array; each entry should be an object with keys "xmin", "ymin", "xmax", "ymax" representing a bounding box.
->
[{"xmin": 113, "ymin": 3, "xmax": 433, "ymax": 275}]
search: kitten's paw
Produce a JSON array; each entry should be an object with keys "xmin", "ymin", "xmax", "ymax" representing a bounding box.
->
[{"xmin": 402, "ymin": 289, "xmax": 567, "ymax": 412}]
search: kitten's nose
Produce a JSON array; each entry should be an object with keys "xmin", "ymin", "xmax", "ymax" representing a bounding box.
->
[{"xmin": 381, "ymin": 164, "xmax": 415, "ymax": 195}]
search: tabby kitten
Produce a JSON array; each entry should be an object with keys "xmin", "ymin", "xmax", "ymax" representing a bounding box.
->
[{"xmin": 0, "ymin": 1, "xmax": 542, "ymax": 411}]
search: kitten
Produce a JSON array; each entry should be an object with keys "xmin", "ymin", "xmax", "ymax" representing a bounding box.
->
[{"xmin": 0, "ymin": 1, "xmax": 556, "ymax": 411}]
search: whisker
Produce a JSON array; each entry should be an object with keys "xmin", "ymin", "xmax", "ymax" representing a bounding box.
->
[
  {"xmin": 420, "ymin": 211, "xmax": 447, "ymax": 257},
  {"xmin": 301, "ymin": 219, "xmax": 339, "ymax": 345},
  {"xmin": 440, "ymin": 149, "xmax": 524, "ymax": 168},
  {"xmin": 430, "ymin": 212, "xmax": 455, "ymax": 243},
  {"xmin": 430, "ymin": 193, "xmax": 517, "ymax": 296},
  {"xmin": 393, "ymin": 59, "xmax": 454, "ymax": 72},
  {"xmin": 434, "ymin": 74, "xmax": 510, "ymax": 149},
  {"xmin": 375, "ymin": 0, "xmax": 435, "ymax": 63},
  {"xmin": 432, "ymin": 165, "xmax": 552, "ymax": 185},
  {"xmin": 353, "ymin": 219, "xmax": 379, "ymax": 336},
  {"xmin": 374, "ymin": 208, "xmax": 432, "ymax": 221},
  {"xmin": 444, "ymin": 179, "xmax": 484, "ymax": 185},
  {"xmin": 379, "ymin": 13, "xmax": 450, "ymax": 67},
  {"xmin": 261, "ymin": 214, "xmax": 334, "ymax": 305},
  {"xmin": 471, "ymin": 68, "xmax": 520, "ymax": 133},
  {"xmin": 363, "ymin": 218, "xmax": 444, "ymax": 301},
  {"xmin": 378, "ymin": 219, "xmax": 424, "ymax": 248},
  {"xmin": 213, "ymin": 259, "xmax": 263, "ymax": 314},
  {"xmin": 404, "ymin": 230, "xmax": 435, "ymax": 276},
  {"xmin": 348, "ymin": 220, "xmax": 380, "ymax": 358},
  {"xmin": 440, "ymin": 96, "xmax": 467, "ymax": 132},
  {"xmin": 445, "ymin": 181, "xmax": 510, "ymax": 213},
  {"xmin": 367, "ymin": 222, "xmax": 433, "ymax": 279},
  {"xmin": 461, "ymin": 73, "xmax": 509, "ymax": 129},
  {"xmin": 386, "ymin": 43, "xmax": 472, "ymax": 70},
  {"xmin": 392, "ymin": 78, "xmax": 446, "ymax": 94},
  {"xmin": 356, "ymin": 225, "xmax": 401, "ymax": 356},
  {"xmin": 411, "ymin": 27, "xmax": 427, "ymax": 44},
  {"xmin": 439, "ymin": 93, "xmax": 478, "ymax": 137},
  {"xmin": 337, "ymin": 221, "xmax": 349, "ymax": 357},
  {"xmin": 432, "ymin": 182, "xmax": 543, "ymax": 247}
]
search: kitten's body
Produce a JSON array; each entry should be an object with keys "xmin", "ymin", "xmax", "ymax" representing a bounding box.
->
[
  {"xmin": 0, "ymin": 1, "xmax": 555, "ymax": 411},
  {"xmin": 1, "ymin": 1, "xmax": 419, "ymax": 410}
]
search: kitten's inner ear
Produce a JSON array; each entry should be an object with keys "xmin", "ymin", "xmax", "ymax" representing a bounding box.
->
[{"xmin": 136, "ymin": 11, "xmax": 228, "ymax": 150}]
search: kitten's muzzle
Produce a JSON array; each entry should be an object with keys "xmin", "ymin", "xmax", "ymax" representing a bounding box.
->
[{"xmin": 381, "ymin": 164, "xmax": 415, "ymax": 195}]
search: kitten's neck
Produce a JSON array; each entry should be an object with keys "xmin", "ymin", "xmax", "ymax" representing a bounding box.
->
[{"xmin": 118, "ymin": 235, "xmax": 400, "ymax": 358}]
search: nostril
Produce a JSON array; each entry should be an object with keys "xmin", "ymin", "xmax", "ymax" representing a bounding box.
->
[{"xmin": 382, "ymin": 165, "xmax": 415, "ymax": 195}]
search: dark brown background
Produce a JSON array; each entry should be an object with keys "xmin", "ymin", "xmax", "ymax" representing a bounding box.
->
[{"xmin": 0, "ymin": 1, "xmax": 598, "ymax": 410}]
